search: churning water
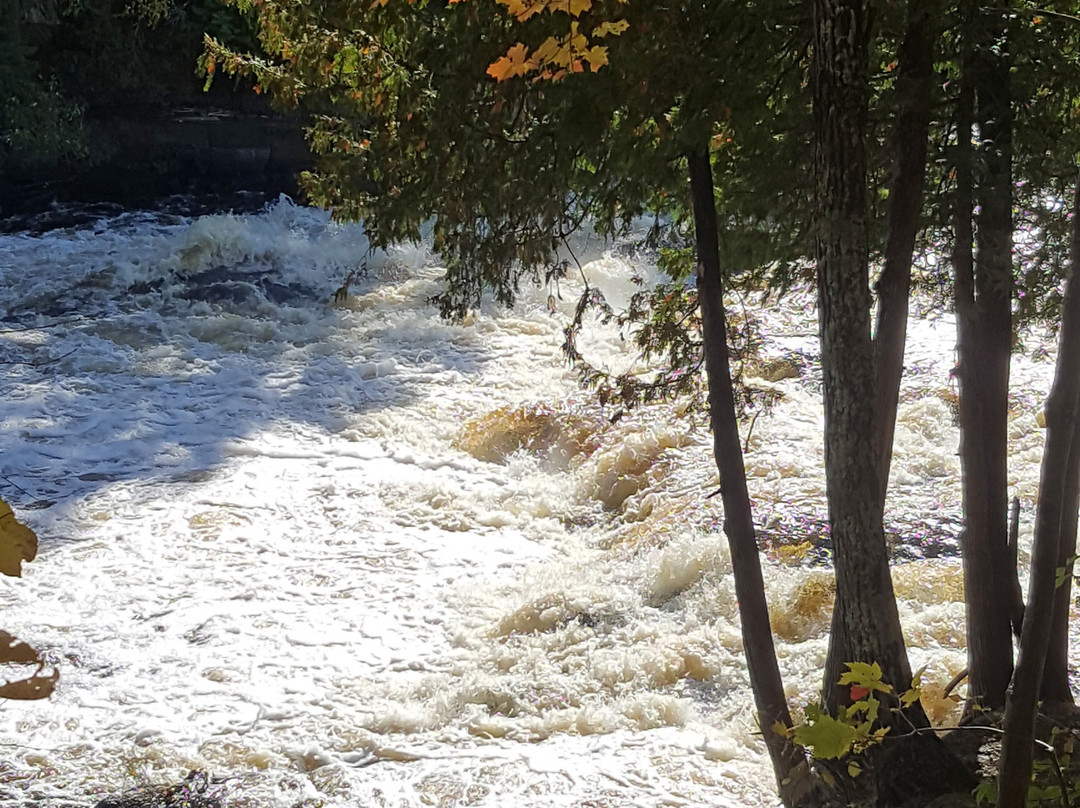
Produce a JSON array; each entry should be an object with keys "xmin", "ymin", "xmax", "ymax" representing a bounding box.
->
[{"xmin": 0, "ymin": 198, "xmax": 1065, "ymax": 807}]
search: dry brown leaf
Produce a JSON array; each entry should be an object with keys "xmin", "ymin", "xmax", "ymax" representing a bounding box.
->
[
  {"xmin": 0, "ymin": 631, "xmax": 43, "ymax": 665},
  {"xmin": 0, "ymin": 499, "xmax": 38, "ymax": 577},
  {"xmin": 0, "ymin": 630, "xmax": 57, "ymax": 700},
  {"xmin": 0, "ymin": 669, "xmax": 58, "ymax": 700}
]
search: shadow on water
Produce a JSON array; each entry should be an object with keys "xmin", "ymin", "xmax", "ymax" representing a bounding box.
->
[{"xmin": 0, "ymin": 199, "xmax": 492, "ymax": 544}]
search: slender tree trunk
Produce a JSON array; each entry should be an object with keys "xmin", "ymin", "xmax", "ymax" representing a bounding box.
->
[
  {"xmin": 1040, "ymin": 178, "xmax": 1080, "ymax": 705},
  {"xmin": 872, "ymin": 0, "xmax": 934, "ymax": 506},
  {"xmin": 1041, "ymin": 424, "xmax": 1080, "ymax": 703},
  {"xmin": 687, "ymin": 146, "xmax": 806, "ymax": 805},
  {"xmin": 953, "ymin": 3, "xmax": 1017, "ymax": 715},
  {"xmin": 812, "ymin": 0, "xmax": 920, "ymax": 713},
  {"xmin": 997, "ymin": 174, "xmax": 1080, "ymax": 808}
]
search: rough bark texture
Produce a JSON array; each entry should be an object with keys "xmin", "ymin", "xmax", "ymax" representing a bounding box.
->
[
  {"xmin": 1041, "ymin": 421, "xmax": 1080, "ymax": 703},
  {"xmin": 997, "ymin": 175, "xmax": 1080, "ymax": 808},
  {"xmin": 872, "ymin": 0, "xmax": 933, "ymax": 507},
  {"xmin": 954, "ymin": 5, "xmax": 1017, "ymax": 715},
  {"xmin": 812, "ymin": 0, "xmax": 918, "ymax": 712},
  {"xmin": 687, "ymin": 147, "xmax": 807, "ymax": 805},
  {"xmin": 1042, "ymin": 182, "xmax": 1080, "ymax": 702}
]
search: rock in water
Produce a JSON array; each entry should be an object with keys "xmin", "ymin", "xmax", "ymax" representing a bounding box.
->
[{"xmin": 94, "ymin": 770, "xmax": 223, "ymax": 808}]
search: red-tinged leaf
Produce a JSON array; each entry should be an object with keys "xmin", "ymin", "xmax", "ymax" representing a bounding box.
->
[
  {"xmin": 849, "ymin": 684, "xmax": 871, "ymax": 701},
  {"xmin": 583, "ymin": 45, "xmax": 608, "ymax": 72}
]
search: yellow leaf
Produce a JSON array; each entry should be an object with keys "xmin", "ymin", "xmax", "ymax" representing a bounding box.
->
[
  {"xmin": 531, "ymin": 36, "xmax": 562, "ymax": 66},
  {"xmin": 0, "ymin": 499, "xmax": 37, "ymax": 578},
  {"xmin": 593, "ymin": 19, "xmax": 629, "ymax": 37},
  {"xmin": 569, "ymin": 21, "xmax": 588, "ymax": 52},
  {"xmin": 848, "ymin": 760, "xmax": 862, "ymax": 777},
  {"xmin": 583, "ymin": 45, "xmax": 608, "ymax": 71},
  {"xmin": 568, "ymin": 0, "xmax": 592, "ymax": 15},
  {"xmin": 500, "ymin": 0, "xmax": 541, "ymax": 21}
]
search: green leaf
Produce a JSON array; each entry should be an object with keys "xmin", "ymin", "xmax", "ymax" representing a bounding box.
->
[
  {"xmin": 973, "ymin": 780, "xmax": 996, "ymax": 805},
  {"xmin": 792, "ymin": 714, "xmax": 858, "ymax": 759},
  {"xmin": 838, "ymin": 661, "xmax": 892, "ymax": 694}
]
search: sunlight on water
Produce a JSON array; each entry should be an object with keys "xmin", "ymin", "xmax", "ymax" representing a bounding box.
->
[{"xmin": 0, "ymin": 198, "xmax": 1064, "ymax": 806}]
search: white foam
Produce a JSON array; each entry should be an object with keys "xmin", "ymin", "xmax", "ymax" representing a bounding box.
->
[{"xmin": 0, "ymin": 200, "xmax": 1061, "ymax": 807}]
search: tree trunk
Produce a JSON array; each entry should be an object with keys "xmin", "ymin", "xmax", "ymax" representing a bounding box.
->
[
  {"xmin": 1039, "ymin": 185, "xmax": 1080, "ymax": 702},
  {"xmin": 953, "ymin": 3, "xmax": 1017, "ymax": 715},
  {"xmin": 812, "ymin": 0, "xmax": 920, "ymax": 713},
  {"xmin": 997, "ymin": 173, "xmax": 1080, "ymax": 808},
  {"xmin": 872, "ymin": 0, "xmax": 934, "ymax": 507},
  {"xmin": 1039, "ymin": 177, "xmax": 1080, "ymax": 705},
  {"xmin": 1041, "ymin": 422, "xmax": 1080, "ymax": 703},
  {"xmin": 687, "ymin": 146, "xmax": 807, "ymax": 805}
]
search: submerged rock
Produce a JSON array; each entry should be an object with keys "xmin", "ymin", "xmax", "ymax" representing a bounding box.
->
[{"xmin": 94, "ymin": 770, "xmax": 224, "ymax": 808}]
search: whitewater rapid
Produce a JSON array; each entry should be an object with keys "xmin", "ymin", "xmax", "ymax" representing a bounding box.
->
[{"xmin": 0, "ymin": 199, "xmax": 1063, "ymax": 807}]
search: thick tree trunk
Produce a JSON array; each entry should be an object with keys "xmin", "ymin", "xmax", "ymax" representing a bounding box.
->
[
  {"xmin": 872, "ymin": 0, "xmax": 934, "ymax": 507},
  {"xmin": 687, "ymin": 147, "xmax": 807, "ymax": 805},
  {"xmin": 812, "ymin": 0, "xmax": 920, "ymax": 713},
  {"xmin": 997, "ymin": 174, "xmax": 1080, "ymax": 808},
  {"xmin": 953, "ymin": 4, "xmax": 1017, "ymax": 715}
]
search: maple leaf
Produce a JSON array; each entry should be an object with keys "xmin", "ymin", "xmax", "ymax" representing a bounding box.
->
[
  {"xmin": 487, "ymin": 42, "xmax": 530, "ymax": 81},
  {"xmin": 900, "ymin": 665, "xmax": 926, "ymax": 708},
  {"xmin": 500, "ymin": 0, "xmax": 541, "ymax": 21},
  {"xmin": 593, "ymin": 19, "xmax": 629, "ymax": 38},
  {"xmin": 0, "ymin": 499, "xmax": 37, "ymax": 578},
  {"xmin": 838, "ymin": 661, "xmax": 892, "ymax": 694},
  {"xmin": 0, "ymin": 631, "xmax": 57, "ymax": 701},
  {"xmin": 583, "ymin": 45, "xmax": 608, "ymax": 72},
  {"xmin": 849, "ymin": 684, "xmax": 870, "ymax": 701},
  {"xmin": 792, "ymin": 713, "xmax": 858, "ymax": 759},
  {"xmin": 531, "ymin": 36, "xmax": 562, "ymax": 66},
  {"xmin": 569, "ymin": 21, "xmax": 588, "ymax": 52},
  {"xmin": 569, "ymin": 0, "xmax": 592, "ymax": 15}
]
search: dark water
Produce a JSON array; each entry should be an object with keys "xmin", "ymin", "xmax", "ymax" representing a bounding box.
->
[{"xmin": 0, "ymin": 186, "xmax": 290, "ymax": 235}]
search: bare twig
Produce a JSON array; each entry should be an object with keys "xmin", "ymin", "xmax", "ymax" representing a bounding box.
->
[{"xmin": 0, "ymin": 348, "xmax": 78, "ymax": 366}]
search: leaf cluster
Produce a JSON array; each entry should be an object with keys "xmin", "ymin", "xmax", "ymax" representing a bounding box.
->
[{"xmin": 785, "ymin": 661, "xmax": 929, "ymax": 782}]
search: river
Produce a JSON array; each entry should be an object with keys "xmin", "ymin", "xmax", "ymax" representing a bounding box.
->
[{"xmin": 0, "ymin": 198, "xmax": 1065, "ymax": 807}]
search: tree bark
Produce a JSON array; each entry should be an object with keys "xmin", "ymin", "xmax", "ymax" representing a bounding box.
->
[
  {"xmin": 997, "ymin": 173, "xmax": 1080, "ymax": 808},
  {"xmin": 1041, "ymin": 423, "xmax": 1080, "ymax": 703},
  {"xmin": 812, "ymin": 0, "xmax": 921, "ymax": 714},
  {"xmin": 953, "ymin": 2, "xmax": 1017, "ymax": 715},
  {"xmin": 687, "ymin": 146, "xmax": 807, "ymax": 805},
  {"xmin": 1040, "ymin": 177, "xmax": 1080, "ymax": 705},
  {"xmin": 872, "ymin": 0, "xmax": 934, "ymax": 507}
]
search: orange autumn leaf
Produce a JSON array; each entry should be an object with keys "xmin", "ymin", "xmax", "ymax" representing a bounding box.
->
[{"xmin": 487, "ymin": 42, "xmax": 530, "ymax": 81}]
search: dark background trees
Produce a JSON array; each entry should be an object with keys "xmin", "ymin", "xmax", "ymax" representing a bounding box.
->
[{"xmin": 0, "ymin": 0, "xmax": 305, "ymax": 216}]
